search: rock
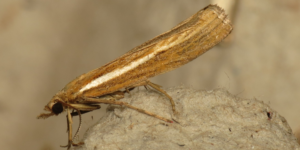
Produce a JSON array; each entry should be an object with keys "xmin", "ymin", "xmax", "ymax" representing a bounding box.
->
[{"xmin": 75, "ymin": 86, "xmax": 300, "ymax": 150}]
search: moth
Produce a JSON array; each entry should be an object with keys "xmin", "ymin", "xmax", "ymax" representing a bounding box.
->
[{"xmin": 38, "ymin": 4, "xmax": 232, "ymax": 149}]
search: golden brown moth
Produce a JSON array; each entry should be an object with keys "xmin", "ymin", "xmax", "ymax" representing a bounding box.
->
[{"xmin": 38, "ymin": 4, "xmax": 232, "ymax": 149}]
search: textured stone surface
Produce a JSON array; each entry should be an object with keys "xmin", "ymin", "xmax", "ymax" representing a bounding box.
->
[{"xmin": 75, "ymin": 86, "xmax": 299, "ymax": 150}]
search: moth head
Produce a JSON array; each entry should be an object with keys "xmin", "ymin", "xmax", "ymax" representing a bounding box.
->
[{"xmin": 37, "ymin": 93, "xmax": 66, "ymax": 119}]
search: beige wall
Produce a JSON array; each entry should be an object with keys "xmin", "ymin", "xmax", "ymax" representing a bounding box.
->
[{"xmin": 0, "ymin": 0, "xmax": 300, "ymax": 149}]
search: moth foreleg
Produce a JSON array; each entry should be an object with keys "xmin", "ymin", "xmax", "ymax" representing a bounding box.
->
[
  {"xmin": 60, "ymin": 107, "xmax": 74, "ymax": 149},
  {"xmin": 60, "ymin": 107, "xmax": 86, "ymax": 149}
]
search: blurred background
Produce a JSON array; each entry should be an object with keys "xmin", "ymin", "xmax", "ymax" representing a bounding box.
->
[{"xmin": 1, "ymin": 0, "xmax": 300, "ymax": 149}]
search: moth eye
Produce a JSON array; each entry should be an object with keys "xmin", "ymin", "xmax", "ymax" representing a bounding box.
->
[{"xmin": 52, "ymin": 102, "xmax": 63, "ymax": 115}]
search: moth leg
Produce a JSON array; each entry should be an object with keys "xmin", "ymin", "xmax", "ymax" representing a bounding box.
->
[
  {"xmin": 60, "ymin": 107, "xmax": 74, "ymax": 149},
  {"xmin": 70, "ymin": 110, "xmax": 83, "ymax": 146},
  {"xmin": 127, "ymin": 80, "xmax": 177, "ymax": 114},
  {"xmin": 125, "ymin": 87, "xmax": 135, "ymax": 96},
  {"xmin": 146, "ymin": 81, "xmax": 177, "ymax": 115},
  {"xmin": 83, "ymin": 97, "xmax": 173, "ymax": 123},
  {"xmin": 80, "ymin": 90, "xmax": 125, "ymax": 104},
  {"xmin": 61, "ymin": 107, "xmax": 93, "ymax": 149},
  {"xmin": 71, "ymin": 110, "xmax": 92, "ymax": 116},
  {"xmin": 144, "ymin": 85, "xmax": 149, "ymax": 90},
  {"xmin": 70, "ymin": 104, "xmax": 101, "ymax": 147}
]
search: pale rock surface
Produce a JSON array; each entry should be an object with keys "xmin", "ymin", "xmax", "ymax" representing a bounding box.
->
[{"xmin": 75, "ymin": 86, "xmax": 300, "ymax": 150}]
